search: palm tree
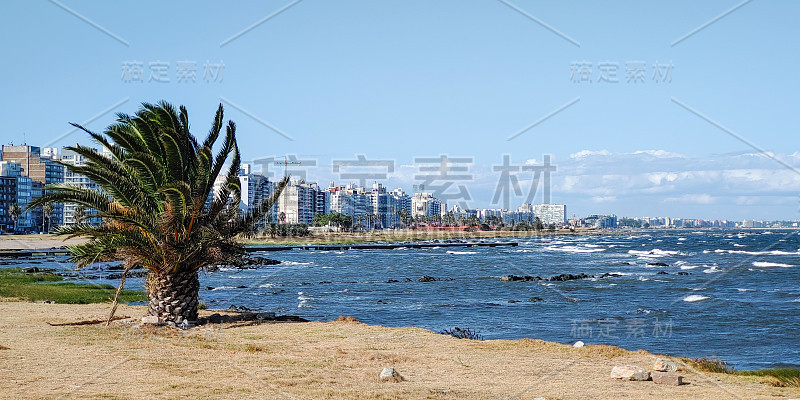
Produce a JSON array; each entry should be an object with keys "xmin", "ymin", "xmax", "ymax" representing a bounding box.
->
[
  {"xmin": 8, "ymin": 203, "xmax": 21, "ymax": 233},
  {"xmin": 73, "ymin": 204, "xmax": 86, "ymax": 224},
  {"xmin": 28, "ymin": 101, "xmax": 286, "ymax": 325},
  {"xmin": 41, "ymin": 202, "xmax": 53, "ymax": 233}
]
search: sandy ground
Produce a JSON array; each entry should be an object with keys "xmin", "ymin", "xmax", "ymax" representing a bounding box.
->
[
  {"xmin": 0, "ymin": 235, "xmax": 87, "ymax": 250},
  {"xmin": 0, "ymin": 302, "xmax": 796, "ymax": 399},
  {"xmin": 0, "ymin": 231, "xmax": 590, "ymax": 250}
]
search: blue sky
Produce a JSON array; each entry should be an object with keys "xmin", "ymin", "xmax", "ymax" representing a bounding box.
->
[{"xmin": 1, "ymin": 0, "xmax": 798, "ymax": 220}]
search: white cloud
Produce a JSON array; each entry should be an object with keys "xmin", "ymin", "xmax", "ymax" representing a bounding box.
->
[
  {"xmin": 663, "ymin": 194, "xmax": 717, "ymax": 204},
  {"xmin": 592, "ymin": 196, "xmax": 616, "ymax": 203},
  {"xmin": 569, "ymin": 149, "xmax": 610, "ymax": 159},
  {"xmin": 633, "ymin": 150, "xmax": 685, "ymax": 158}
]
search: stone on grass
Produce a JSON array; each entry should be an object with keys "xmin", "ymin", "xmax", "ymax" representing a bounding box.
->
[
  {"xmin": 610, "ymin": 365, "xmax": 650, "ymax": 381},
  {"xmin": 141, "ymin": 315, "xmax": 160, "ymax": 325},
  {"xmin": 653, "ymin": 358, "xmax": 678, "ymax": 372},
  {"xmin": 379, "ymin": 367, "xmax": 404, "ymax": 382},
  {"xmin": 573, "ymin": 341, "xmax": 585, "ymax": 348},
  {"xmin": 652, "ymin": 371, "xmax": 683, "ymax": 386}
]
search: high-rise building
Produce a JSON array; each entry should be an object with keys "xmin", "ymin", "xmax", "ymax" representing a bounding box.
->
[
  {"xmin": 277, "ymin": 179, "xmax": 322, "ymax": 225},
  {"xmin": 239, "ymin": 164, "xmax": 278, "ymax": 228},
  {"xmin": 1, "ymin": 145, "xmax": 64, "ymax": 230},
  {"xmin": 60, "ymin": 147, "xmax": 101, "ymax": 226},
  {"xmin": 0, "ymin": 176, "xmax": 17, "ymax": 232},
  {"xmin": 327, "ymin": 183, "xmax": 372, "ymax": 228},
  {"xmin": 411, "ymin": 192, "xmax": 442, "ymax": 219},
  {"xmin": 522, "ymin": 203, "xmax": 567, "ymax": 226},
  {"xmin": 0, "ymin": 161, "xmax": 34, "ymax": 232}
]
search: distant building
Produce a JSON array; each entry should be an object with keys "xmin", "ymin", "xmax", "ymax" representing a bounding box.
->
[
  {"xmin": 0, "ymin": 161, "xmax": 33, "ymax": 231},
  {"xmin": 1, "ymin": 145, "xmax": 64, "ymax": 230},
  {"xmin": 521, "ymin": 203, "xmax": 566, "ymax": 226},
  {"xmin": 0, "ymin": 176, "xmax": 17, "ymax": 232},
  {"xmin": 60, "ymin": 147, "xmax": 101, "ymax": 226},
  {"xmin": 277, "ymin": 180, "xmax": 324, "ymax": 225},
  {"xmin": 327, "ymin": 183, "xmax": 372, "ymax": 228},
  {"xmin": 582, "ymin": 214, "xmax": 617, "ymax": 229},
  {"xmin": 239, "ymin": 164, "xmax": 279, "ymax": 227},
  {"xmin": 411, "ymin": 192, "xmax": 442, "ymax": 219}
]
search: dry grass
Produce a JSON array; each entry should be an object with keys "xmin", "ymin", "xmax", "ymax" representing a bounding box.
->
[{"xmin": 0, "ymin": 302, "xmax": 797, "ymax": 399}]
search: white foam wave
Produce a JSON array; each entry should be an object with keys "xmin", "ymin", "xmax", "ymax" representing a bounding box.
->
[
  {"xmin": 683, "ymin": 295, "xmax": 710, "ymax": 302},
  {"xmin": 446, "ymin": 250, "xmax": 477, "ymax": 255},
  {"xmin": 281, "ymin": 261, "xmax": 314, "ymax": 266},
  {"xmin": 715, "ymin": 249, "xmax": 799, "ymax": 256},
  {"xmin": 736, "ymin": 288, "xmax": 755, "ymax": 292},
  {"xmin": 752, "ymin": 261, "xmax": 793, "ymax": 268},
  {"xmin": 547, "ymin": 245, "xmax": 606, "ymax": 253},
  {"xmin": 703, "ymin": 266, "xmax": 722, "ymax": 274},
  {"xmin": 628, "ymin": 249, "xmax": 681, "ymax": 257}
]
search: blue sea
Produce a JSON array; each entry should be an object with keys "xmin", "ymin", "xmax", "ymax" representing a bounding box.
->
[{"xmin": 7, "ymin": 229, "xmax": 800, "ymax": 370}]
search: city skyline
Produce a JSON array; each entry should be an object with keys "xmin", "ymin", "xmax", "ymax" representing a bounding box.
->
[{"xmin": 1, "ymin": 1, "xmax": 798, "ymax": 220}]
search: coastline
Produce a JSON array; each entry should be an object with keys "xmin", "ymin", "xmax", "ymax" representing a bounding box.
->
[{"xmin": 1, "ymin": 301, "xmax": 795, "ymax": 399}]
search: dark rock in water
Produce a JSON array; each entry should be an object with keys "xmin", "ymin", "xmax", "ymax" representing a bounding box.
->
[
  {"xmin": 656, "ymin": 271, "xmax": 669, "ymax": 275},
  {"xmin": 565, "ymin": 297, "xmax": 580, "ymax": 303},
  {"xmin": 528, "ymin": 296, "xmax": 544, "ymax": 302},
  {"xmin": 206, "ymin": 286, "xmax": 215, "ymax": 291},
  {"xmin": 200, "ymin": 311, "xmax": 306, "ymax": 325},
  {"xmin": 419, "ymin": 275, "xmax": 436, "ymax": 282},
  {"xmin": 548, "ymin": 273, "xmax": 590, "ymax": 282},
  {"xmin": 21, "ymin": 267, "xmax": 40, "ymax": 273},
  {"xmin": 107, "ymin": 270, "xmax": 148, "ymax": 280},
  {"xmin": 508, "ymin": 300, "xmax": 520, "ymax": 303},
  {"xmin": 318, "ymin": 281, "xmax": 331, "ymax": 284},
  {"xmin": 376, "ymin": 299, "xmax": 387, "ymax": 304},
  {"xmin": 596, "ymin": 272, "xmax": 623, "ymax": 279},
  {"xmin": 500, "ymin": 275, "xmax": 541, "ymax": 282},
  {"xmin": 228, "ymin": 305, "xmax": 252, "ymax": 312},
  {"xmin": 236, "ymin": 285, "xmax": 248, "ymax": 289},
  {"xmin": 677, "ymin": 271, "xmax": 691, "ymax": 275},
  {"xmin": 238, "ymin": 256, "xmax": 281, "ymax": 267},
  {"xmin": 502, "ymin": 273, "xmax": 596, "ymax": 282},
  {"xmin": 648, "ymin": 262, "xmax": 669, "ymax": 267},
  {"xmin": 386, "ymin": 279, "xmax": 399, "ymax": 283}
]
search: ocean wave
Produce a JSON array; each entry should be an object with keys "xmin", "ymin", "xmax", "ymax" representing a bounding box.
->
[
  {"xmin": 281, "ymin": 261, "xmax": 314, "ymax": 266},
  {"xmin": 752, "ymin": 261, "xmax": 794, "ymax": 268},
  {"xmin": 297, "ymin": 291, "xmax": 313, "ymax": 308},
  {"xmin": 703, "ymin": 266, "xmax": 722, "ymax": 274},
  {"xmin": 714, "ymin": 249, "xmax": 800, "ymax": 256},
  {"xmin": 210, "ymin": 286, "xmax": 237, "ymax": 291},
  {"xmin": 446, "ymin": 250, "xmax": 477, "ymax": 255},
  {"xmin": 736, "ymin": 288, "xmax": 755, "ymax": 292},
  {"xmin": 683, "ymin": 294, "xmax": 710, "ymax": 302},
  {"xmin": 547, "ymin": 245, "xmax": 606, "ymax": 253},
  {"xmin": 628, "ymin": 248, "xmax": 682, "ymax": 257},
  {"xmin": 680, "ymin": 265, "xmax": 700, "ymax": 270}
]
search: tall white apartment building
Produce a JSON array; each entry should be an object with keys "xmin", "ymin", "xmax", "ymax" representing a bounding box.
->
[
  {"xmin": 411, "ymin": 192, "xmax": 442, "ymax": 218},
  {"xmin": 61, "ymin": 147, "xmax": 101, "ymax": 226},
  {"xmin": 523, "ymin": 203, "xmax": 567, "ymax": 226}
]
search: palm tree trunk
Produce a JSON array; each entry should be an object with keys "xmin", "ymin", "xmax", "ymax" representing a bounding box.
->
[{"xmin": 147, "ymin": 269, "xmax": 199, "ymax": 325}]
